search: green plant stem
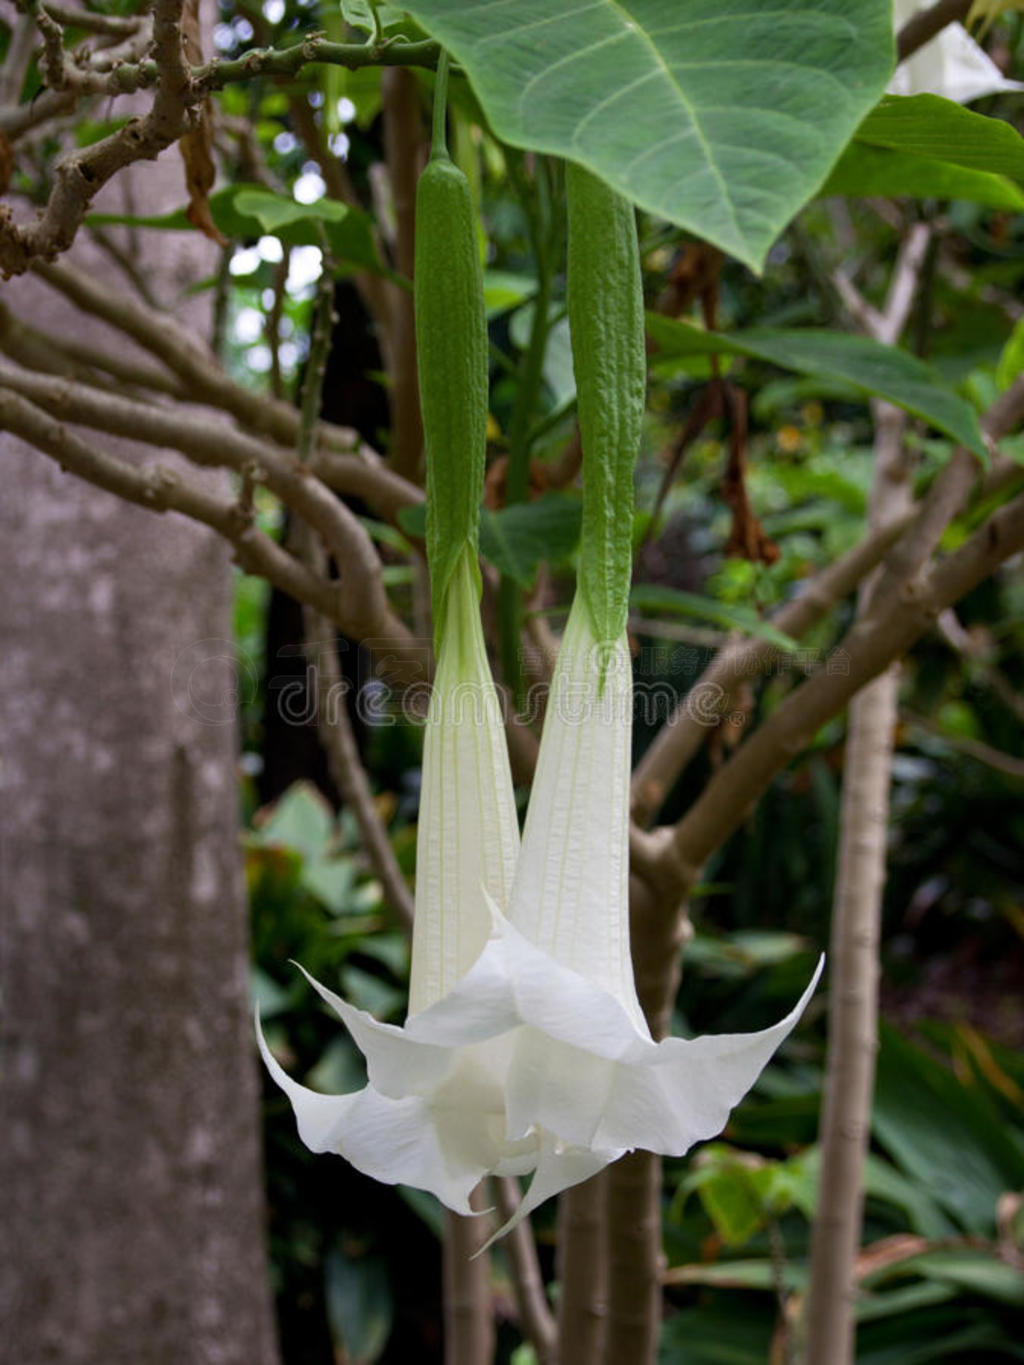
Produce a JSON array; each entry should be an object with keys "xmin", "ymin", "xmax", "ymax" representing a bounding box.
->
[{"xmin": 430, "ymin": 49, "xmax": 450, "ymax": 158}]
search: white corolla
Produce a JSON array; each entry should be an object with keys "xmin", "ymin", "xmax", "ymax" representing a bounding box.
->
[
  {"xmin": 259, "ymin": 551, "xmax": 821, "ymax": 1236},
  {"xmin": 891, "ymin": 0, "xmax": 1024, "ymax": 101}
]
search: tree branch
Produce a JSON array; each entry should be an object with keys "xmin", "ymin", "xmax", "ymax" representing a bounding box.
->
[
  {"xmin": 666, "ymin": 484, "xmax": 1024, "ymax": 889},
  {"xmin": 14, "ymin": 271, "xmax": 423, "ymax": 520},
  {"xmin": 896, "ymin": 0, "xmax": 972, "ymax": 62},
  {"xmin": 0, "ymin": 387, "xmax": 337, "ymax": 617},
  {"xmin": 493, "ymin": 1179, "xmax": 557, "ymax": 1365},
  {"xmin": 0, "ymin": 30, "xmax": 440, "ymax": 274},
  {"xmin": 804, "ymin": 227, "xmax": 926, "ymax": 1365},
  {"xmin": 0, "ymin": 356, "xmax": 409, "ymax": 641},
  {"xmin": 630, "ymin": 379, "xmax": 1024, "ymax": 827}
]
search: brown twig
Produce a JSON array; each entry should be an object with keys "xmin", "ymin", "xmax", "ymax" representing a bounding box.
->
[
  {"xmin": 896, "ymin": 0, "xmax": 972, "ymax": 62},
  {"xmin": 0, "ymin": 358, "xmax": 411, "ymax": 648},
  {"xmin": 493, "ymin": 1178, "xmax": 557, "ymax": 1365}
]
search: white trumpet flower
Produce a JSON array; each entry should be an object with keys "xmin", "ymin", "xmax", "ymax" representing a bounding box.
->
[
  {"xmin": 258, "ymin": 563, "xmax": 821, "ymax": 1234},
  {"xmin": 891, "ymin": 0, "xmax": 1024, "ymax": 101}
]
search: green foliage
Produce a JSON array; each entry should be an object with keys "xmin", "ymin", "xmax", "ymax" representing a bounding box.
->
[
  {"xmin": 660, "ymin": 1026, "xmax": 1024, "ymax": 1363},
  {"xmin": 402, "ymin": 0, "xmax": 894, "ymax": 271},
  {"xmin": 87, "ymin": 184, "xmax": 388, "ymax": 276},
  {"xmin": 826, "ymin": 93, "xmax": 1024, "ymax": 207},
  {"xmin": 629, "ymin": 584, "xmax": 800, "ymax": 652},
  {"xmin": 399, "ymin": 493, "xmax": 583, "ymax": 588},
  {"xmin": 646, "ymin": 316, "xmax": 989, "ymax": 459}
]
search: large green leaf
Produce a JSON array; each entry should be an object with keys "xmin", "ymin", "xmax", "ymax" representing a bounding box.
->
[
  {"xmin": 402, "ymin": 0, "xmax": 894, "ymax": 272},
  {"xmin": 873, "ymin": 1023, "xmax": 1024, "ymax": 1235},
  {"xmin": 855, "ymin": 94, "xmax": 1024, "ymax": 179},
  {"xmin": 824, "ymin": 143, "xmax": 1024, "ymax": 210},
  {"xmin": 824, "ymin": 92, "xmax": 1024, "ymax": 206},
  {"xmin": 646, "ymin": 314, "xmax": 988, "ymax": 459}
]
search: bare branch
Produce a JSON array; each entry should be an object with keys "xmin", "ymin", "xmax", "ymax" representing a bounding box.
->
[
  {"xmin": 0, "ymin": 298, "xmax": 182, "ymax": 395},
  {"xmin": 665, "ymin": 484, "xmax": 1024, "ymax": 889},
  {"xmin": 0, "ymin": 388, "xmax": 336, "ymax": 617},
  {"xmin": 493, "ymin": 1179, "xmax": 557, "ymax": 1365},
  {"xmin": 630, "ymin": 384, "xmax": 1024, "ymax": 826},
  {"xmin": 903, "ymin": 710, "xmax": 1024, "ymax": 780},
  {"xmin": 303, "ymin": 617, "xmax": 416, "ymax": 928},
  {"xmin": 0, "ymin": 356, "xmax": 409, "ymax": 643},
  {"xmin": 27, "ymin": 262, "xmax": 423, "ymax": 520},
  {"xmin": 40, "ymin": 4, "xmax": 145, "ymax": 37},
  {"xmin": 897, "ymin": 0, "xmax": 972, "ymax": 62}
]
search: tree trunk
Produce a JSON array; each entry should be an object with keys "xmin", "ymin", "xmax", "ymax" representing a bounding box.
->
[{"xmin": 0, "ymin": 155, "xmax": 280, "ymax": 1361}]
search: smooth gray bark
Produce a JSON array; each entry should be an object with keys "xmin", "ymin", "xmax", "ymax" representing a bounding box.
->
[{"xmin": 0, "ymin": 158, "xmax": 279, "ymax": 1363}]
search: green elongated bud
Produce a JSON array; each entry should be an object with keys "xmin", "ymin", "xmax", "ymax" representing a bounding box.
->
[
  {"xmin": 415, "ymin": 142, "xmax": 488, "ymax": 643},
  {"xmin": 566, "ymin": 162, "xmax": 646, "ymax": 646}
]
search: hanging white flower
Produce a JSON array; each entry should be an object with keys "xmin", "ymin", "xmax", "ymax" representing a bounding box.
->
[
  {"xmin": 258, "ymin": 566, "xmax": 822, "ymax": 1237},
  {"xmin": 890, "ymin": 0, "xmax": 1024, "ymax": 101}
]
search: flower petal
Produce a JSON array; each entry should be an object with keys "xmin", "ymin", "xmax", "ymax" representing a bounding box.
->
[
  {"xmin": 290, "ymin": 962, "xmax": 456, "ymax": 1098},
  {"xmin": 479, "ymin": 1132, "xmax": 621, "ymax": 1253},
  {"xmin": 506, "ymin": 957, "xmax": 824, "ymax": 1156},
  {"xmin": 410, "ymin": 549, "xmax": 521, "ymax": 1015},
  {"xmin": 592, "ymin": 956, "xmax": 826, "ymax": 1155},
  {"xmin": 510, "ymin": 599, "xmax": 647, "ymax": 1031},
  {"xmin": 256, "ymin": 1008, "xmax": 487, "ymax": 1213}
]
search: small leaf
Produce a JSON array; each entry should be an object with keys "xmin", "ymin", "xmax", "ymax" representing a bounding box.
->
[
  {"xmin": 479, "ymin": 492, "xmax": 582, "ymax": 586},
  {"xmin": 251, "ymin": 781, "xmax": 335, "ymax": 862},
  {"xmin": 996, "ymin": 317, "xmax": 1024, "ymax": 391},
  {"xmin": 87, "ymin": 185, "xmax": 386, "ymax": 276},
  {"xmin": 630, "ymin": 584, "xmax": 799, "ymax": 653},
  {"xmin": 325, "ymin": 1243, "xmax": 393, "ymax": 1365}
]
